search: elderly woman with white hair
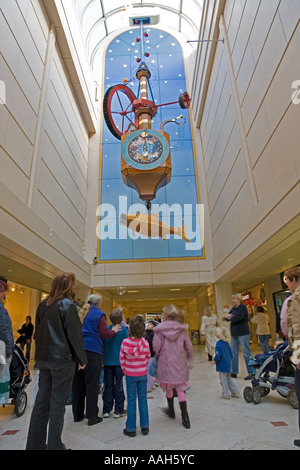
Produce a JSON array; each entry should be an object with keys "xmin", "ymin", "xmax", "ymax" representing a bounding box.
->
[
  {"xmin": 223, "ymin": 293, "xmax": 255, "ymax": 380},
  {"xmin": 72, "ymin": 294, "xmax": 121, "ymax": 426}
]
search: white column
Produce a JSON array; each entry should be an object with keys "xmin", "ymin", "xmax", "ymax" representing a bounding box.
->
[
  {"xmin": 219, "ymin": 14, "xmax": 258, "ymax": 206},
  {"xmin": 27, "ymin": 24, "xmax": 56, "ymax": 208},
  {"xmin": 213, "ymin": 282, "xmax": 233, "ymax": 323}
]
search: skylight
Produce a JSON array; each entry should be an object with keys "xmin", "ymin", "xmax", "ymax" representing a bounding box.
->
[{"xmin": 74, "ymin": 0, "xmax": 204, "ymax": 65}]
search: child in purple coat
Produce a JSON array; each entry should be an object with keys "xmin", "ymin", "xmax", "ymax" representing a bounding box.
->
[{"xmin": 153, "ymin": 304, "xmax": 194, "ymax": 428}]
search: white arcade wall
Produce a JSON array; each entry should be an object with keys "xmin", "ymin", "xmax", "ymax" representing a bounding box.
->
[{"xmin": 0, "ymin": 0, "xmax": 299, "ymax": 299}]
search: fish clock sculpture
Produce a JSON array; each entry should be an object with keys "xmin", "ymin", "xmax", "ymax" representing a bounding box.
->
[
  {"xmin": 103, "ymin": 20, "xmax": 191, "ymax": 212},
  {"xmin": 119, "ymin": 213, "xmax": 189, "ymax": 244}
]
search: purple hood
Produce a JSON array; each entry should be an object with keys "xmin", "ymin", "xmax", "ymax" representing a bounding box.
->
[{"xmin": 152, "ymin": 320, "xmax": 194, "ymax": 384}]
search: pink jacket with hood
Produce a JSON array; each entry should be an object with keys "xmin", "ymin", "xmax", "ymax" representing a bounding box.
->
[
  {"xmin": 152, "ymin": 320, "xmax": 194, "ymax": 384},
  {"xmin": 120, "ymin": 337, "xmax": 150, "ymax": 376}
]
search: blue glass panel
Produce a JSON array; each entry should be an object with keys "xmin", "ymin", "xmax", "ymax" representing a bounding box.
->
[
  {"xmin": 101, "ymin": 143, "xmax": 122, "ymax": 179},
  {"xmin": 165, "ymin": 176, "xmax": 199, "ymax": 215},
  {"xmin": 159, "ymin": 78, "xmax": 187, "ymax": 103},
  {"xmin": 157, "ymin": 53, "xmax": 185, "ymax": 80},
  {"xmin": 107, "ymin": 37, "xmax": 136, "ymax": 55},
  {"xmin": 171, "ymin": 143, "xmax": 196, "ymax": 177},
  {"xmin": 105, "ymin": 55, "xmax": 131, "ymax": 77},
  {"xmin": 132, "ymin": 236, "xmax": 170, "ymax": 260},
  {"xmin": 99, "ymin": 28, "xmax": 203, "ymax": 261},
  {"xmin": 101, "ymin": 178, "xmax": 134, "ymax": 207},
  {"xmin": 99, "ymin": 234, "xmax": 133, "ymax": 261}
]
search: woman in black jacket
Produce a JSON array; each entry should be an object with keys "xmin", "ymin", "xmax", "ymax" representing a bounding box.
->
[
  {"xmin": 224, "ymin": 293, "xmax": 255, "ymax": 380},
  {"xmin": 26, "ymin": 273, "xmax": 87, "ymax": 451}
]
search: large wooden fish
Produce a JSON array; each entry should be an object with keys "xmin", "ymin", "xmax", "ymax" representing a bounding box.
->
[{"xmin": 119, "ymin": 213, "xmax": 189, "ymax": 243}]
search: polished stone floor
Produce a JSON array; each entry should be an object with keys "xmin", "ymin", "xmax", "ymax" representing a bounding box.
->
[{"xmin": 0, "ymin": 345, "xmax": 299, "ymax": 451}]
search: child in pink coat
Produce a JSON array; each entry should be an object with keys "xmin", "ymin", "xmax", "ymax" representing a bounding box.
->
[{"xmin": 152, "ymin": 304, "xmax": 194, "ymax": 428}]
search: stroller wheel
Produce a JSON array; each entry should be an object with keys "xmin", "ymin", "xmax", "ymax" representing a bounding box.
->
[
  {"xmin": 243, "ymin": 386, "xmax": 253, "ymax": 403},
  {"xmin": 14, "ymin": 391, "xmax": 27, "ymax": 417},
  {"xmin": 261, "ymin": 387, "xmax": 270, "ymax": 397},
  {"xmin": 287, "ymin": 389, "xmax": 299, "ymax": 409},
  {"xmin": 252, "ymin": 386, "xmax": 262, "ymax": 404}
]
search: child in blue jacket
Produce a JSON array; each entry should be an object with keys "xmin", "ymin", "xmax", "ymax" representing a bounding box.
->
[
  {"xmin": 102, "ymin": 308, "xmax": 128, "ymax": 417},
  {"xmin": 213, "ymin": 326, "xmax": 240, "ymax": 399}
]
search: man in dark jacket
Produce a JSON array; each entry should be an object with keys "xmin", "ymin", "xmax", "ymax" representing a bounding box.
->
[
  {"xmin": 26, "ymin": 273, "xmax": 87, "ymax": 451},
  {"xmin": 223, "ymin": 293, "xmax": 255, "ymax": 380}
]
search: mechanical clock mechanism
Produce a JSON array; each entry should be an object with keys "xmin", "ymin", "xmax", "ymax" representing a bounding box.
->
[{"xmin": 103, "ymin": 21, "xmax": 191, "ymax": 210}]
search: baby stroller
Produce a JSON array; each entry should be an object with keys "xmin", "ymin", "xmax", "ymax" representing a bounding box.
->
[
  {"xmin": 243, "ymin": 341, "xmax": 298, "ymax": 409},
  {"xmin": 5, "ymin": 344, "xmax": 31, "ymax": 416}
]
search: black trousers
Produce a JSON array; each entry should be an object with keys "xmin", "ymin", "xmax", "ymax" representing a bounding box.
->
[
  {"xmin": 20, "ymin": 340, "xmax": 32, "ymax": 362},
  {"xmin": 26, "ymin": 361, "xmax": 75, "ymax": 450},
  {"xmin": 72, "ymin": 350, "xmax": 102, "ymax": 420}
]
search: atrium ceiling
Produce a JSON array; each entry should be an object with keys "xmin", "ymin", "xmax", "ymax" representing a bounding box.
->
[{"xmin": 74, "ymin": 0, "xmax": 204, "ymax": 64}]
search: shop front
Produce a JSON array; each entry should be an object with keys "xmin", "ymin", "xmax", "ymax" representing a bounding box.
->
[
  {"xmin": 241, "ymin": 286, "xmax": 270, "ymax": 348},
  {"xmin": 1, "ymin": 280, "xmax": 47, "ymax": 365}
]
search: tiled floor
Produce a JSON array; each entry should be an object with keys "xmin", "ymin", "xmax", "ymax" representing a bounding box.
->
[{"xmin": 0, "ymin": 346, "xmax": 299, "ymax": 451}]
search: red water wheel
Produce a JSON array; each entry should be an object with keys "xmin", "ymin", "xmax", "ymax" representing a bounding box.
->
[{"xmin": 103, "ymin": 84, "xmax": 139, "ymax": 140}]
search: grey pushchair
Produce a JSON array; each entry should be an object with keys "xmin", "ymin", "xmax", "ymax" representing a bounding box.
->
[
  {"xmin": 243, "ymin": 341, "xmax": 298, "ymax": 409},
  {"xmin": 2, "ymin": 344, "xmax": 32, "ymax": 416}
]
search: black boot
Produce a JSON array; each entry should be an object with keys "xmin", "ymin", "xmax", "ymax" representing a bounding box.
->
[
  {"xmin": 179, "ymin": 401, "xmax": 190, "ymax": 429},
  {"xmin": 163, "ymin": 397, "xmax": 175, "ymax": 418}
]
